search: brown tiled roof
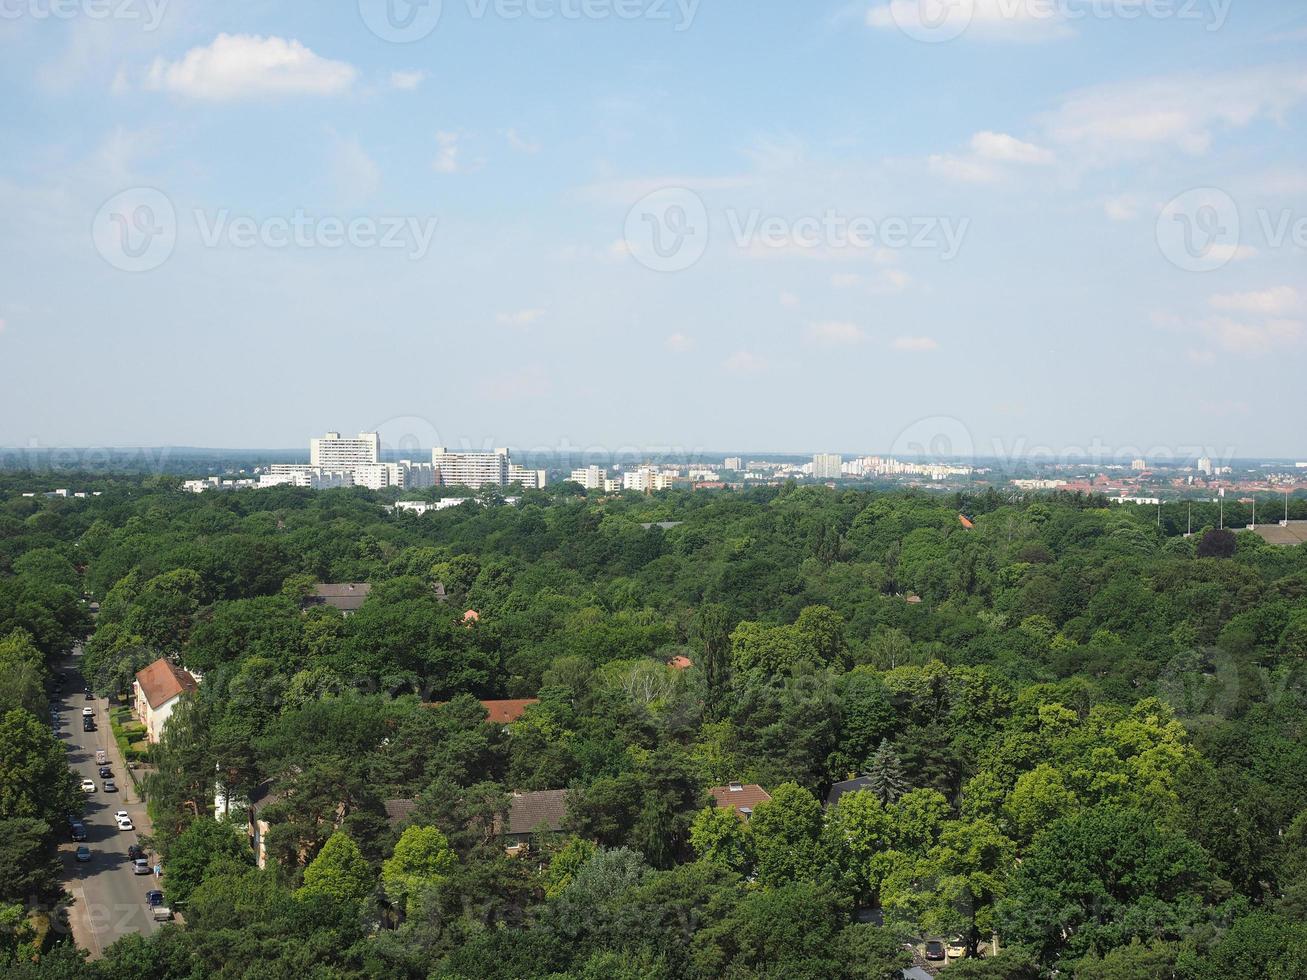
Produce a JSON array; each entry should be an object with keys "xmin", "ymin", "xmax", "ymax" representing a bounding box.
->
[
  {"xmin": 134, "ymin": 659, "xmax": 198, "ymax": 710},
  {"xmin": 709, "ymin": 783, "xmax": 771, "ymax": 817},
  {"xmin": 306, "ymin": 583, "xmax": 372, "ymax": 612},
  {"xmin": 480, "ymin": 699, "xmax": 539, "ymax": 724},
  {"xmin": 383, "ymin": 799, "xmax": 417, "ymax": 829},
  {"xmin": 497, "ymin": 790, "xmax": 569, "ymax": 836}
]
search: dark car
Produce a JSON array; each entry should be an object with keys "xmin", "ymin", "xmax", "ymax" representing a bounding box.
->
[
  {"xmin": 128, "ymin": 844, "xmax": 146, "ymax": 861},
  {"xmin": 70, "ymin": 822, "xmax": 87, "ymax": 842},
  {"xmin": 83, "ymin": 720, "xmax": 95, "ymax": 732},
  {"xmin": 925, "ymin": 940, "xmax": 946, "ymax": 961},
  {"xmin": 84, "ymin": 691, "xmax": 94, "ymax": 701},
  {"xmin": 99, "ymin": 766, "xmax": 112, "ymax": 779},
  {"xmin": 145, "ymin": 890, "xmax": 164, "ymax": 907},
  {"xmin": 75, "ymin": 846, "xmax": 91, "ymax": 863}
]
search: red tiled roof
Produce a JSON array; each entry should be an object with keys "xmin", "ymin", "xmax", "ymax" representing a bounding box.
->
[
  {"xmin": 709, "ymin": 783, "xmax": 771, "ymax": 817},
  {"xmin": 667, "ymin": 655, "xmax": 694, "ymax": 671},
  {"xmin": 134, "ymin": 659, "xmax": 198, "ymax": 710},
  {"xmin": 480, "ymin": 699, "xmax": 539, "ymax": 724},
  {"xmin": 958, "ymin": 514, "xmax": 975, "ymax": 529}
]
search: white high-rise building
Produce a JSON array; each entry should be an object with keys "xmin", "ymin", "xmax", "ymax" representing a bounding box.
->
[
  {"xmin": 812, "ymin": 453, "xmax": 843, "ymax": 480},
  {"xmin": 570, "ymin": 465, "xmax": 608, "ymax": 490},
  {"xmin": 1131, "ymin": 458, "xmax": 1147, "ymax": 472},
  {"xmin": 311, "ymin": 432, "xmax": 381, "ymax": 469},
  {"xmin": 724, "ymin": 457, "xmax": 743, "ymax": 471},
  {"xmin": 1197, "ymin": 457, "xmax": 1213, "ymax": 475},
  {"xmin": 432, "ymin": 448, "xmax": 511, "ymax": 488},
  {"xmin": 509, "ymin": 465, "xmax": 548, "ymax": 489},
  {"xmin": 622, "ymin": 467, "xmax": 676, "ymax": 492},
  {"xmin": 352, "ymin": 461, "xmax": 438, "ymax": 491}
]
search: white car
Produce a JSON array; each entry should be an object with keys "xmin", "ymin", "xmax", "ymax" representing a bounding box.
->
[
  {"xmin": 80, "ymin": 779, "xmax": 96, "ymax": 792},
  {"xmin": 114, "ymin": 811, "xmax": 133, "ymax": 831}
]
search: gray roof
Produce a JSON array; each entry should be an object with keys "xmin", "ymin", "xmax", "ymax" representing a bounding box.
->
[
  {"xmin": 306, "ymin": 583, "xmax": 372, "ymax": 612},
  {"xmin": 500, "ymin": 790, "xmax": 569, "ymax": 836},
  {"xmin": 826, "ymin": 776, "xmax": 875, "ymax": 808},
  {"xmin": 383, "ymin": 798, "xmax": 417, "ymax": 829}
]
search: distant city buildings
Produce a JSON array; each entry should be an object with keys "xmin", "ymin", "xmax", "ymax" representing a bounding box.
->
[
  {"xmin": 724, "ymin": 457, "xmax": 743, "ymax": 471},
  {"xmin": 1197, "ymin": 457, "xmax": 1213, "ymax": 476},
  {"xmin": 311, "ymin": 431, "xmax": 381, "ymax": 469},
  {"xmin": 812, "ymin": 453, "xmax": 843, "ymax": 480},
  {"xmin": 1131, "ymin": 458, "xmax": 1148, "ymax": 472}
]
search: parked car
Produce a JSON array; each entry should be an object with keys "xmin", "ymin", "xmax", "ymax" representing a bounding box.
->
[
  {"xmin": 75, "ymin": 846, "xmax": 92, "ymax": 863},
  {"xmin": 946, "ymin": 938, "xmax": 968, "ymax": 960},
  {"xmin": 151, "ymin": 906, "xmax": 173, "ymax": 922},
  {"xmin": 70, "ymin": 822, "xmax": 86, "ymax": 842},
  {"xmin": 145, "ymin": 890, "xmax": 164, "ymax": 907},
  {"xmin": 98, "ymin": 766, "xmax": 112, "ymax": 779},
  {"xmin": 82, "ymin": 707, "xmax": 93, "ymax": 717},
  {"xmin": 95, "ymin": 750, "xmax": 107, "ymax": 765},
  {"xmin": 80, "ymin": 779, "xmax": 95, "ymax": 793},
  {"xmin": 115, "ymin": 812, "xmax": 134, "ymax": 831},
  {"xmin": 925, "ymin": 940, "xmax": 946, "ymax": 961},
  {"xmin": 83, "ymin": 720, "xmax": 95, "ymax": 732},
  {"xmin": 103, "ymin": 779, "xmax": 117, "ymax": 793},
  {"xmin": 127, "ymin": 844, "xmax": 146, "ymax": 861},
  {"xmin": 84, "ymin": 691, "xmax": 94, "ymax": 701},
  {"xmin": 132, "ymin": 858, "xmax": 151, "ymax": 875}
]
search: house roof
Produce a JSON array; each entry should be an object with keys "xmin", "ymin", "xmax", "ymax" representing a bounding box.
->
[
  {"xmin": 667, "ymin": 655, "xmax": 694, "ymax": 671},
  {"xmin": 826, "ymin": 776, "xmax": 875, "ymax": 808},
  {"xmin": 480, "ymin": 699, "xmax": 539, "ymax": 724},
  {"xmin": 134, "ymin": 659, "xmax": 198, "ymax": 710},
  {"xmin": 497, "ymin": 790, "xmax": 569, "ymax": 836},
  {"xmin": 383, "ymin": 798, "xmax": 417, "ymax": 829},
  {"xmin": 306, "ymin": 583, "xmax": 372, "ymax": 612},
  {"xmin": 1248, "ymin": 521, "xmax": 1307, "ymax": 546},
  {"xmin": 709, "ymin": 783, "xmax": 771, "ymax": 817}
]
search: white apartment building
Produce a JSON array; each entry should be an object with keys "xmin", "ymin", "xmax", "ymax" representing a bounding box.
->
[
  {"xmin": 812, "ymin": 454, "xmax": 844, "ymax": 480},
  {"xmin": 508, "ymin": 465, "xmax": 548, "ymax": 489},
  {"xmin": 352, "ymin": 461, "xmax": 438, "ymax": 491},
  {"xmin": 724, "ymin": 457, "xmax": 743, "ymax": 471},
  {"xmin": 623, "ymin": 467, "xmax": 676, "ymax": 492},
  {"xmin": 311, "ymin": 432, "xmax": 381, "ymax": 469},
  {"xmin": 570, "ymin": 465, "xmax": 608, "ymax": 490},
  {"xmin": 1197, "ymin": 457, "xmax": 1213, "ymax": 476},
  {"xmin": 259, "ymin": 466, "xmax": 355, "ymax": 490},
  {"xmin": 432, "ymin": 448, "xmax": 511, "ymax": 488}
]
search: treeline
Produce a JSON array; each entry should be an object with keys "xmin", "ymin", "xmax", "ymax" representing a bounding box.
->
[{"xmin": 1, "ymin": 479, "xmax": 1306, "ymax": 977}]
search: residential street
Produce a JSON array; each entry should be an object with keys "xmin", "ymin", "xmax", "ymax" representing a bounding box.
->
[{"xmin": 54, "ymin": 648, "xmax": 161, "ymax": 958}]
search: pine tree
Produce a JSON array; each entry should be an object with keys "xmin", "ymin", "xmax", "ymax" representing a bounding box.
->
[{"xmin": 864, "ymin": 739, "xmax": 909, "ymax": 804}]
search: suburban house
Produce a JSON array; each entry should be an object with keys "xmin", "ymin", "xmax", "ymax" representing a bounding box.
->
[
  {"xmin": 709, "ymin": 782, "xmax": 771, "ymax": 820},
  {"xmin": 495, "ymin": 789, "xmax": 569, "ymax": 855},
  {"xmin": 825, "ymin": 776, "xmax": 876, "ymax": 808},
  {"xmin": 303, "ymin": 582, "xmax": 372, "ymax": 616},
  {"xmin": 132, "ymin": 658, "xmax": 199, "ymax": 744},
  {"xmin": 480, "ymin": 699, "xmax": 539, "ymax": 724}
]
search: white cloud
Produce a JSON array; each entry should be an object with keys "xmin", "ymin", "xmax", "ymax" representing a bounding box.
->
[
  {"xmin": 1209, "ymin": 286, "xmax": 1301, "ymax": 317},
  {"xmin": 831, "ymin": 269, "xmax": 911, "ymax": 293},
  {"xmin": 390, "ymin": 70, "xmax": 426, "ymax": 91},
  {"xmin": 970, "ymin": 130, "xmax": 1055, "ymax": 165},
  {"xmin": 892, "ymin": 336, "xmax": 940, "ymax": 352},
  {"xmin": 928, "ymin": 153, "xmax": 999, "ymax": 184},
  {"xmin": 145, "ymin": 34, "xmax": 357, "ymax": 101},
  {"xmin": 503, "ymin": 128, "xmax": 541, "ymax": 154},
  {"xmin": 497, "ymin": 309, "xmax": 545, "ymax": 327},
  {"xmin": 666, "ymin": 333, "xmax": 694, "ymax": 353},
  {"xmin": 434, "ymin": 131, "xmax": 463, "ymax": 174},
  {"xmin": 1042, "ymin": 67, "xmax": 1307, "ymax": 164},
  {"xmin": 805, "ymin": 321, "xmax": 866, "ymax": 346},
  {"xmin": 1203, "ymin": 316, "xmax": 1304, "ymax": 354},
  {"xmin": 0, "ymin": 317, "xmax": 6, "ymax": 335},
  {"xmin": 830, "ymin": 273, "xmax": 864, "ymax": 288},
  {"xmin": 779, "ymin": 291, "xmax": 801, "ymax": 309},
  {"xmin": 724, "ymin": 351, "xmax": 766, "ymax": 374},
  {"xmin": 1104, "ymin": 195, "xmax": 1139, "ymax": 221},
  {"xmin": 867, "ymin": 0, "xmax": 1073, "ymax": 42}
]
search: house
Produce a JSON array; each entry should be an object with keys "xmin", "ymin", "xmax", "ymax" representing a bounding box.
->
[
  {"xmin": 667, "ymin": 655, "xmax": 694, "ymax": 671},
  {"xmin": 495, "ymin": 790, "xmax": 569, "ymax": 854},
  {"xmin": 303, "ymin": 583, "xmax": 372, "ymax": 616},
  {"xmin": 479, "ymin": 699, "xmax": 539, "ymax": 724},
  {"xmin": 825, "ymin": 776, "xmax": 875, "ymax": 808},
  {"xmin": 132, "ymin": 659, "xmax": 199, "ymax": 744},
  {"xmin": 709, "ymin": 782, "xmax": 771, "ymax": 820},
  {"xmin": 383, "ymin": 798, "xmax": 417, "ymax": 830}
]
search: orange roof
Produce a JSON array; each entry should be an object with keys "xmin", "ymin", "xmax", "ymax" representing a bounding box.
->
[
  {"xmin": 667, "ymin": 655, "xmax": 694, "ymax": 671},
  {"xmin": 463, "ymin": 609, "xmax": 480, "ymax": 623},
  {"xmin": 709, "ymin": 783, "xmax": 771, "ymax": 818},
  {"xmin": 134, "ymin": 659, "xmax": 198, "ymax": 709},
  {"xmin": 480, "ymin": 699, "xmax": 539, "ymax": 724},
  {"xmin": 958, "ymin": 514, "xmax": 975, "ymax": 529}
]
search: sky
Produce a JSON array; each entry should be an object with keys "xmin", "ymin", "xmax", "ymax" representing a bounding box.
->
[{"xmin": 0, "ymin": 0, "xmax": 1305, "ymax": 461}]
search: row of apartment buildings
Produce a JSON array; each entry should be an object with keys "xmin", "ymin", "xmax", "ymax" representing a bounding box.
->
[{"xmin": 184, "ymin": 432, "xmax": 548, "ymax": 493}]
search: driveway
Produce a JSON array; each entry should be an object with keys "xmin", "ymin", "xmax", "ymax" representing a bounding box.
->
[{"xmin": 54, "ymin": 648, "xmax": 162, "ymax": 957}]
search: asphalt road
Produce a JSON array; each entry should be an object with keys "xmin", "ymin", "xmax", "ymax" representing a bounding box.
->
[{"xmin": 54, "ymin": 649, "xmax": 161, "ymax": 957}]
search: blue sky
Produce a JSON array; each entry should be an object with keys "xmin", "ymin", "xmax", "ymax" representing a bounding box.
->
[{"xmin": 0, "ymin": 0, "xmax": 1305, "ymax": 458}]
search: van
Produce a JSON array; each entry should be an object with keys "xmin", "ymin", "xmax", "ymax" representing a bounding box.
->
[
  {"xmin": 82, "ymin": 707, "xmax": 93, "ymax": 718},
  {"xmin": 95, "ymin": 750, "xmax": 107, "ymax": 765},
  {"xmin": 151, "ymin": 906, "xmax": 173, "ymax": 922}
]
